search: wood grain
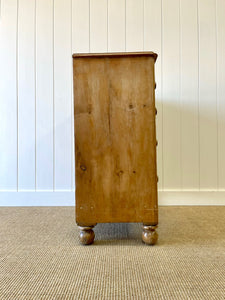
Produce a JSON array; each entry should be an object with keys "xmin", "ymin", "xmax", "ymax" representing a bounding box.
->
[{"xmin": 73, "ymin": 53, "xmax": 158, "ymax": 225}]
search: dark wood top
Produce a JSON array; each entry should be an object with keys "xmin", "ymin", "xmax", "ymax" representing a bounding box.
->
[{"xmin": 72, "ymin": 51, "xmax": 157, "ymax": 61}]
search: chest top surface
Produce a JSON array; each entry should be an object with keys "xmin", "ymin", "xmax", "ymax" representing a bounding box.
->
[{"xmin": 72, "ymin": 51, "xmax": 157, "ymax": 61}]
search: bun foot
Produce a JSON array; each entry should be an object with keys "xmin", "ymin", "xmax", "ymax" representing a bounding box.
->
[
  {"xmin": 78, "ymin": 226, "xmax": 95, "ymax": 245},
  {"xmin": 142, "ymin": 225, "xmax": 158, "ymax": 245}
]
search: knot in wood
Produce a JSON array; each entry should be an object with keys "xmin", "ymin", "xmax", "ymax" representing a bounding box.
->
[
  {"xmin": 80, "ymin": 165, "xmax": 87, "ymax": 171},
  {"xmin": 116, "ymin": 170, "xmax": 124, "ymax": 176}
]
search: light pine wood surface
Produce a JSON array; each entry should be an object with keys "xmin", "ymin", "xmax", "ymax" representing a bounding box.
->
[{"xmin": 73, "ymin": 53, "xmax": 158, "ymax": 226}]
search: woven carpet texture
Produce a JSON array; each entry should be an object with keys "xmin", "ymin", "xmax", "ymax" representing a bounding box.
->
[{"xmin": 0, "ymin": 207, "xmax": 224, "ymax": 299}]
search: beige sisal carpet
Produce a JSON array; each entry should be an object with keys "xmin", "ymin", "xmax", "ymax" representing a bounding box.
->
[{"xmin": 0, "ymin": 206, "xmax": 224, "ymax": 299}]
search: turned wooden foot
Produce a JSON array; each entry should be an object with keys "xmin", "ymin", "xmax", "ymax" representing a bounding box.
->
[
  {"xmin": 78, "ymin": 226, "xmax": 95, "ymax": 245},
  {"xmin": 142, "ymin": 225, "xmax": 158, "ymax": 245}
]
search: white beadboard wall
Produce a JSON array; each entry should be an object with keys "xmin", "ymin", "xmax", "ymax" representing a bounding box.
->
[{"xmin": 0, "ymin": 0, "xmax": 225, "ymax": 206}]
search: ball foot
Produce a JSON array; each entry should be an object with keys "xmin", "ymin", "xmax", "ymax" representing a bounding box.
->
[
  {"xmin": 142, "ymin": 225, "xmax": 158, "ymax": 245},
  {"xmin": 79, "ymin": 226, "xmax": 95, "ymax": 245}
]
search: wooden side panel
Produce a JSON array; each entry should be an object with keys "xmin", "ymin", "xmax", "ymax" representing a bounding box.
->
[
  {"xmin": 74, "ymin": 58, "xmax": 110, "ymax": 224},
  {"xmin": 74, "ymin": 56, "xmax": 157, "ymax": 224},
  {"xmin": 107, "ymin": 56, "xmax": 157, "ymax": 224}
]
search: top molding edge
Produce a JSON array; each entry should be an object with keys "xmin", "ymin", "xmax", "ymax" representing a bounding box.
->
[{"xmin": 72, "ymin": 52, "xmax": 158, "ymax": 61}]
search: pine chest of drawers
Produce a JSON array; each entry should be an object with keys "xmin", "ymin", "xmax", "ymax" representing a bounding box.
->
[{"xmin": 73, "ymin": 52, "xmax": 158, "ymax": 245}]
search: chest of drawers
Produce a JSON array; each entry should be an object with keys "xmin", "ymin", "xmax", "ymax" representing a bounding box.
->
[{"xmin": 73, "ymin": 52, "xmax": 158, "ymax": 245}]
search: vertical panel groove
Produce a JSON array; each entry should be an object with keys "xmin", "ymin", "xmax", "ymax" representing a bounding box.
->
[
  {"xmin": 215, "ymin": 0, "xmax": 219, "ymax": 190},
  {"xmin": 53, "ymin": 0, "xmax": 55, "ymax": 191},
  {"xmin": 89, "ymin": 0, "xmax": 90, "ymax": 52},
  {"xmin": 18, "ymin": 0, "xmax": 36, "ymax": 190},
  {"xmin": 179, "ymin": 0, "xmax": 182, "ymax": 189},
  {"xmin": 107, "ymin": 0, "xmax": 108, "ymax": 52},
  {"xmin": 16, "ymin": 0, "xmax": 19, "ymax": 191},
  {"xmin": 217, "ymin": 0, "xmax": 225, "ymax": 189},
  {"xmin": 71, "ymin": 0, "xmax": 73, "ymax": 190},
  {"xmin": 161, "ymin": 0, "xmax": 164, "ymax": 189},
  {"xmin": 35, "ymin": 0, "xmax": 37, "ymax": 191},
  {"xmin": 180, "ymin": 0, "xmax": 199, "ymax": 189},
  {"xmin": 36, "ymin": 0, "xmax": 54, "ymax": 190},
  {"xmin": 90, "ymin": 0, "xmax": 107, "ymax": 52},
  {"xmin": 197, "ymin": 0, "xmax": 200, "ymax": 190},
  {"xmin": 142, "ymin": 0, "xmax": 144, "ymax": 51},
  {"xmin": 108, "ymin": 1, "xmax": 126, "ymax": 50},
  {"xmin": 198, "ymin": 0, "xmax": 217, "ymax": 189},
  {"xmin": 125, "ymin": 0, "xmax": 127, "ymax": 52},
  {"xmin": 54, "ymin": 0, "xmax": 72, "ymax": 190}
]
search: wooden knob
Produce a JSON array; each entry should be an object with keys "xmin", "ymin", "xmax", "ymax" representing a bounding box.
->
[
  {"xmin": 155, "ymin": 108, "xmax": 157, "ymax": 115},
  {"xmin": 154, "ymin": 82, "xmax": 157, "ymax": 89}
]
